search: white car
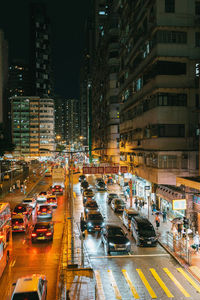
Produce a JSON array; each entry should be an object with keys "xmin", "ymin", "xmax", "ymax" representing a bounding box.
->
[
  {"xmin": 22, "ymin": 197, "xmax": 37, "ymax": 209},
  {"xmin": 37, "ymin": 191, "xmax": 47, "ymax": 203}
]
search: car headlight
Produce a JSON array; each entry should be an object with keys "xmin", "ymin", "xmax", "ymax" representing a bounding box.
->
[
  {"xmin": 126, "ymin": 241, "xmax": 131, "ymax": 246},
  {"xmin": 101, "ymin": 222, "xmax": 105, "ymax": 227},
  {"xmin": 85, "ymin": 208, "xmax": 88, "ymax": 212},
  {"xmin": 87, "ymin": 222, "xmax": 93, "ymax": 227},
  {"xmin": 109, "ymin": 242, "xmax": 115, "ymax": 246}
]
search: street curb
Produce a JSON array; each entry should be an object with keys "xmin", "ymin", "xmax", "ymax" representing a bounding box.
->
[{"xmin": 158, "ymin": 239, "xmax": 200, "ymax": 283}]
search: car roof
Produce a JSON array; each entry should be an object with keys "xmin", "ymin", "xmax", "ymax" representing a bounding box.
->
[
  {"xmin": 34, "ymin": 222, "xmax": 52, "ymax": 227},
  {"xmin": 23, "ymin": 198, "xmax": 34, "ymax": 201},
  {"xmin": 14, "ymin": 274, "xmax": 45, "ymax": 293},
  {"xmin": 106, "ymin": 224, "xmax": 122, "ymax": 229},
  {"xmin": 133, "ymin": 216, "xmax": 152, "ymax": 224}
]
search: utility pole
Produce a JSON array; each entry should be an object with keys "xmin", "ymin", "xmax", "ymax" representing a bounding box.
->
[{"xmin": 68, "ymin": 152, "xmax": 74, "ymax": 264}]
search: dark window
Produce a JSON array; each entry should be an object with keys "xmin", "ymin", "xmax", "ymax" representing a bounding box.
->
[
  {"xmin": 158, "ymin": 124, "xmax": 185, "ymax": 137},
  {"xmin": 195, "ymin": 1, "xmax": 200, "ymax": 15},
  {"xmin": 196, "ymin": 94, "xmax": 200, "ymax": 108},
  {"xmin": 157, "ymin": 31, "xmax": 187, "ymax": 44},
  {"xmin": 165, "ymin": 0, "xmax": 175, "ymax": 13},
  {"xmin": 156, "ymin": 61, "xmax": 186, "ymax": 75},
  {"xmin": 195, "ymin": 32, "xmax": 200, "ymax": 47}
]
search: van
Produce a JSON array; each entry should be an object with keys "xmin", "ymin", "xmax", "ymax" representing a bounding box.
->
[
  {"xmin": 131, "ymin": 216, "xmax": 157, "ymax": 246},
  {"xmin": 11, "ymin": 274, "xmax": 47, "ymax": 300},
  {"xmin": 122, "ymin": 208, "xmax": 139, "ymax": 230}
]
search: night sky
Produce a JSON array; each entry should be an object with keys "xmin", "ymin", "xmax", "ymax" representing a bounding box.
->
[{"xmin": 0, "ymin": 0, "xmax": 91, "ymax": 98}]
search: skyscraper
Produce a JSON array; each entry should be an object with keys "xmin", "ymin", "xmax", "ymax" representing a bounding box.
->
[{"xmin": 29, "ymin": 2, "xmax": 53, "ymax": 98}]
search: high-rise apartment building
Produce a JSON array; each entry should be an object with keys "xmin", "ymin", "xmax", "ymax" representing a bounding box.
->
[
  {"xmin": 11, "ymin": 96, "xmax": 55, "ymax": 157},
  {"xmin": 54, "ymin": 95, "xmax": 65, "ymax": 141},
  {"xmin": 65, "ymin": 98, "xmax": 80, "ymax": 148},
  {"xmin": 30, "ymin": 2, "xmax": 53, "ymax": 97}
]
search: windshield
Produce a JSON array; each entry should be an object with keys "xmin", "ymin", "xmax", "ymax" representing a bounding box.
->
[
  {"xmin": 35, "ymin": 223, "xmax": 50, "ymax": 229},
  {"xmin": 12, "ymin": 219, "xmax": 23, "ymax": 224},
  {"xmin": 108, "ymin": 227, "xmax": 124, "ymax": 237},
  {"xmin": 12, "ymin": 292, "xmax": 39, "ymax": 300},
  {"xmin": 14, "ymin": 206, "xmax": 26, "ymax": 213},
  {"xmin": 115, "ymin": 200, "xmax": 124, "ymax": 205},
  {"xmin": 39, "ymin": 192, "xmax": 47, "ymax": 195},
  {"xmin": 39, "ymin": 205, "xmax": 49, "ymax": 210},
  {"xmin": 86, "ymin": 202, "xmax": 98, "ymax": 208},
  {"xmin": 23, "ymin": 200, "xmax": 32, "ymax": 203},
  {"xmin": 88, "ymin": 214, "xmax": 103, "ymax": 220}
]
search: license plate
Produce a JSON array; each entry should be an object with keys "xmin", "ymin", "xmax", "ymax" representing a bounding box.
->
[
  {"xmin": 14, "ymin": 226, "xmax": 19, "ymax": 229},
  {"xmin": 147, "ymin": 241, "xmax": 151, "ymax": 244},
  {"xmin": 37, "ymin": 237, "xmax": 45, "ymax": 240},
  {"xmin": 117, "ymin": 248, "xmax": 125, "ymax": 250}
]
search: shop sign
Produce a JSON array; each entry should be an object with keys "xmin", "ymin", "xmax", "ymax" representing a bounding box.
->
[
  {"xmin": 193, "ymin": 195, "xmax": 200, "ymax": 205},
  {"xmin": 145, "ymin": 186, "xmax": 150, "ymax": 190},
  {"xmin": 120, "ymin": 166, "xmax": 128, "ymax": 173},
  {"xmin": 172, "ymin": 199, "xmax": 186, "ymax": 210},
  {"xmin": 105, "ymin": 166, "xmax": 119, "ymax": 174}
]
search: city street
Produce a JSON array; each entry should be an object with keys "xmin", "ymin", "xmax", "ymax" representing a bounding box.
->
[
  {"xmin": 0, "ymin": 177, "xmax": 65, "ymax": 300},
  {"xmin": 74, "ymin": 175, "xmax": 200, "ymax": 300}
]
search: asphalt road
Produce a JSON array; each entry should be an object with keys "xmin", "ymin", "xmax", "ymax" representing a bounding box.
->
[
  {"xmin": 0, "ymin": 177, "xmax": 65, "ymax": 300},
  {"xmin": 74, "ymin": 175, "xmax": 200, "ymax": 300}
]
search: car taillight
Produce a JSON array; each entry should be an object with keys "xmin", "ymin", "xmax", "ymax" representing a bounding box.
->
[
  {"xmin": 15, "ymin": 221, "xmax": 19, "ymax": 225},
  {"xmin": 32, "ymin": 233, "xmax": 37, "ymax": 237},
  {"xmin": 60, "ymin": 189, "xmax": 62, "ymax": 191},
  {"xmin": 12, "ymin": 212, "xmax": 17, "ymax": 215},
  {"xmin": 37, "ymin": 211, "xmax": 41, "ymax": 214},
  {"xmin": 47, "ymin": 210, "xmax": 51, "ymax": 213},
  {"xmin": 46, "ymin": 232, "xmax": 52, "ymax": 236},
  {"xmin": 52, "ymin": 189, "xmax": 55, "ymax": 191},
  {"xmin": 42, "ymin": 209, "xmax": 47, "ymax": 212},
  {"xmin": 18, "ymin": 206, "xmax": 22, "ymax": 209}
]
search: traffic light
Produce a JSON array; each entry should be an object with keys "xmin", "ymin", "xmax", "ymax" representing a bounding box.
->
[{"xmin": 183, "ymin": 217, "xmax": 189, "ymax": 229}]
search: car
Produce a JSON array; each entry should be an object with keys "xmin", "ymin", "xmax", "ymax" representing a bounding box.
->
[
  {"xmin": 84, "ymin": 200, "xmax": 99, "ymax": 216},
  {"xmin": 131, "ymin": 216, "xmax": 158, "ymax": 246},
  {"xmin": 83, "ymin": 195, "xmax": 95, "ymax": 205},
  {"xmin": 51, "ymin": 185, "xmax": 64, "ymax": 195},
  {"xmin": 83, "ymin": 189, "xmax": 95, "ymax": 202},
  {"xmin": 81, "ymin": 180, "xmax": 89, "ymax": 190},
  {"xmin": 122, "ymin": 208, "xmax": 139, "ymax": 230},
  {"xmin": 101, "ymin": 224, "xmax": 131, "ymax": 255},
  {"xmin": 107, "ymin": 193, "xmax": 119, "ymax": 205},
  {"xmin": 12, "ymin": 204, "xmax": 32, "ymax": 218},
  {"xmin": 37, "ymin": 191, "xmax": 48, "ymax": 203},
  {"xmin": 79, "ymin": 174, "xmax": 86, "ymax": 182},
  {"xmin": 85, "ymin": 211, "xmax": 105, "ymax": 232},
  {"xmin": 96, "ymin": 181, "xmax": 107, "ymax": 191},
  {"xmin": 111, "ymin": 198, "xmax": 125, "ymax": 212},
  {"xmin": 46, "ymin": 195, "xmax": 57, "ymax": 208},
  {"xmin": 11, "ymin": 274, "xmax": 47, "ymax": 300},
  {"xmin": 37, "ymin": 205, "xmax": 53, "ymax": 219},
  {"xmin": 96, "ymin": 178, "xmax": 104, "ymax": 184},
  {"xmin": 31, "ymin": 222, "xmax": 54, "ymax": 242},
  {"xmin": 22, "ymin": 197, "xmax": 37, "ymax": 209},
  {"xmin": 12, "ymin": 215, "xmax": 28, "ymax": 232}
]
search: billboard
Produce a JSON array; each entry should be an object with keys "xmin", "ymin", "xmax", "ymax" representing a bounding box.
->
[{"xmin": 172, "ymin": 199, "xmax": 186, "ymax": 210}]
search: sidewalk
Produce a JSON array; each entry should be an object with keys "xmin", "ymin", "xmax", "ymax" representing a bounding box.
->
[{"xmin": 107, "ymin": 183, "xmax": 200, "ymax": 282}]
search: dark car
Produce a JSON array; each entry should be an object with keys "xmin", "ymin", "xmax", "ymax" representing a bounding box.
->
[
  {"xmin": 107, "ymin": 193, "xmax": 119, "ymax": 205},
  {"xmin": 79, "ymin": 175, "xmax": 86, "ymax": 182},
  {"xmin": 12, "ymin": 204, "xmax": 32, "ymax": 218},
  {"xmin": 96, "ymin": 181, "xmax": 107, "ymax": 191},
  {"xmin": 111, "ymin": 198, "xmax": 125, "ymax": 212},
  {"xmin": 52, "ymin": 185, "xmax": 64, "ymax": 195},
  {"xmin": 85, "ymin": 211, "xmax": 105, "ymax": 232},
  {"xmin": 101, "ymin": 225, "xmax": 131, "ymax": 255},
  {"xmin": 131, "ymin": 216, "xmax": 158, "ymax": 246},
  {"xmin": 31, "ymin": 222, "xmax": 54, "ymax": 242},
  {"xmin": 83, "ymin": 189, "xmax": 95, "ymax": 204},
  {"xmin": 84, "ymin": 200, "xmax": 99, "ymax": 216},
  {"xmin": 81, "ymin": 181, "xmax": 89, "ymax": 189}
]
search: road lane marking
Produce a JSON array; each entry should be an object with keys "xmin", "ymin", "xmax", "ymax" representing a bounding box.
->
[
  {"xmin": 177, "ymin": 268, "xmax": 200, "ymax": 293},
  {"xmin": 136, "ymin": 269, "xmax": 157, "ymax": 299},
  {"xmin": 94, "ymin": 270, "xmax": 106, "ymax": 300},
  {"xmin": 150, "ymin": 268, "xmax": 173, "ymax": 298},
  {"xmin": 90, "ymin": 254, "xmax": 170, "ymax": 259},
  {"xmin": 11, "ymin": 259, "xmax": 16, "ymax": 267},
  {"xmin": 163, "ymin": 268, "xmax": 190, "ymax": 297},
  {"xmin": 108, "ymin": 269, "xmax": 122, "ymax": 299},
  {"xmin": 122, "ymin": 269, "xmax": 140, "ymax": 299}
]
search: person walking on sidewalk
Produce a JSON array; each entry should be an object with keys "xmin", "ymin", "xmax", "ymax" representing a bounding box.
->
[
  {"xmin": 162, "ymin": 210, "xmax": 167, "ymax": 223},
  {"xmin": 134, "ymin": 197, "xmax": 138, "ymax": 209},
  {"xmin": 193, "ymin": 232, "xmax": 200, "ymax": 253},
  {"xmin": 152, "ymin": 202, "xmax": 156, "ymax": 214},
  {"xmin": 155, "ymin": 214, "xmax": 160, "ymax": 230}
]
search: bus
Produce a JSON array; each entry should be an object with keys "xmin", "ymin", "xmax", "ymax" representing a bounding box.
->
[{"xmin": 0, "ymin": 202, "xmax": 12, "ymax": 277}]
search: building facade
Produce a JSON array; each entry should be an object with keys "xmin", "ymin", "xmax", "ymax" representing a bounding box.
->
[
  {"xmin": 64, "ymin": 98, "xmax": 80, "ymax": 149},
  {"xmin": 11, "ymin": 96, "xmax": 55, "ymax": 157}
]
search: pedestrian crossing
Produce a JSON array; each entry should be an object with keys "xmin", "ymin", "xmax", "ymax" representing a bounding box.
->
[{"xmin": 94, "ymin": 267, "xmax": 200, "ymax": 299}]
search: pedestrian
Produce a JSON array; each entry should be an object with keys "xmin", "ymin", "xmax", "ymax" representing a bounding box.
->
[
  {"xmin": 139, "ymin": 200, "xmax": 143, "ymax": 211},
  {"xmin": 155, "ymin": 214, "xmax": 160, "ymax": 230},
  {"xmin": 9, "ymin": 186, "xmax": 13, "ymax": 193},
  {"xmin": 152, "ymin": 202, "xmax": 156, "ymax": 214},
  {"xmin": 193, "ymin": 232, "xmax": 200, "ymax": 253},
  {"xmin": 177, "ymin": 223, "xmax": 182, "ymax": 238},
  {"xmin": 80, "ymin": 217, "xmax": 86, "ymax": 237},
  {"xmin": 135, "ymin": 197, "xmax": 138, "ymax": 209},
  {"xmin": 162, "ymin": 210, "xmax": 167, "ymax": 223},
  {"xmin": 20, "ymin": 184, "xmax": 24, "ymax": 193},
  {"xmin": 142, "ymin": 199, "xmax": 145, "ymax": 209},
  {"xmin": 12, "ymin": 184, "xmax": 15, "ymax": 191}
]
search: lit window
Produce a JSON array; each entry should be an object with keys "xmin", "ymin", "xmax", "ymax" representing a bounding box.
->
[{"xmin": 99, "ymin": 11, "xmax": 106, "ymax": 15}]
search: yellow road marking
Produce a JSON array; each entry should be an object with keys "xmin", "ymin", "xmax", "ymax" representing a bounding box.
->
[
  {"xmin": 177, "ymin": 268, "xmax": 200, "ymax": 293},
  {"xmin": 122, "ymin": 269, "xmax": 140, "ymax": 299},
  {"xmin": 108, "ymin": 270, "xmax": 122, "ymax": 299},
  {"xmin": 136, "ymin": 269, "xmax": 157, "ymax": 299},
  {"xmin": 163, "ymin": 268, "xmax": 190, "ymax": 297},
  {"xmin": 149, "ymin": 268, "xmax": 174, "ymax": 298},
  {"xmin": 94, "ymin": 270, "xmax": 106, "ymax": 300}
]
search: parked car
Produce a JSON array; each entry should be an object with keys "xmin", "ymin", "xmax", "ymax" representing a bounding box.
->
[
  {"xmin": 111, "ymin": 198, "xmax": 125, "ymax": 212},
  {"xmin": 51, "ymin": 185, "xmax": 64, "ymax": 195},
  {"xmin": 46, "ymin": 195, "xmax": 57, "ymax": 208},
  {"xmin": 84, "ymin": 200, "xmax": 99, "ymax": 216},
  {"xmin": 11, "ymin": 274, "xmax": 47, "ymax": 300},
  {"xmin": 101, "ymin": 224, "xmax": 131, "ymax": 255},
  {"xmin": 79, "ymin": 174, "xmax": 86, "ymax": 182},
  {"xmin": 12, "ymin": 215, "xmax": 28, "ymax": 233},
  {"xmin": 85, "ymin": 211, "xmax": 105, "ymax": 232},
  {"xmin": 107, "ymin": 193, "xmax": 119, "ymax": 205},
  {"xmin": 22, "ymin": 197, "xmax": 37, "ymax": 209},
  {"xmin": 12, "ymin": 204, "xmax": 32, "ymax": 218},
  {"xmin": 131, "ymin": 216, "xmax": 158, "ymax": 246},
  {"xmin": 122, "ymin": 208, "xmax": 139, "ymax": 230},
  {"xmin": 31, "ymin": 222, "xmax": 54, "ymax": 242},
  {"xmin": 37, "ymin": 205, "xmax": 53, "ymax": 219}
]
